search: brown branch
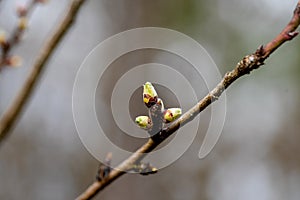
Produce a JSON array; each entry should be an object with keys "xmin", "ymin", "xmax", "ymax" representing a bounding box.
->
[
  {"xmin": 76, "ymin": 2, "xmax": 300, "ymax": 200},
  {"xmin": 0, "ymin": 0, "xmax": 87, "ymax": 143}
]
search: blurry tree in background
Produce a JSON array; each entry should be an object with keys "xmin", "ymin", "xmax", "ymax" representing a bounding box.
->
[{"xmin": 0, "ymin": 0, "xmax": 300, "ymax": 200}]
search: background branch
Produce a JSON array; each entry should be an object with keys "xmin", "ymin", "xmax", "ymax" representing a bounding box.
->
[
  {"xmin": 76, "ymin": 1, "xmax": 300, "ymax": 200},
  {"xmin": 0, "ymin": 0, "xmax": 39, "ymax": 69},
  {"xmin": 0, "ymin": 0, "xmax": 86, "ymax": 144}
]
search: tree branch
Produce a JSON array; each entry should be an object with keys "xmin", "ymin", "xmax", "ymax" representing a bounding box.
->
[
  {"xmin": 0, "ymin": 0, "xmax": 87, "ymax": 144},
  {"xmin": 0, "ymin": 0, "xmax": 40, "ymax": 69},
  {"xmin": 76, "ymin": 1, "xmax": 300, "ymax": 200}
]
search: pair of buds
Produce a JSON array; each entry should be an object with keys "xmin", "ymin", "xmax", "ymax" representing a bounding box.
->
[{"xmin": 135, "ymin": 82, "xmax": 182, "ymax": 130}]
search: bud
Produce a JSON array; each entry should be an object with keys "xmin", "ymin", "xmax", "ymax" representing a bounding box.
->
[
  {"xmin": 0, "ymin": 31, "xmax": 7, "ymax": 46},
  {"xmin": 96, "ymin": 152, "xmax": 112, "ymax": 181},
  {"xmin": 6, "ymin": 55, "xmax": 22, "ymax": 67},
  {"xmin": 143, "ymin": 82, "xmax": 158, "ymax": 107},
  {"xmin": 163, "ymin": 108, "xmax": 182, "ymax": 123},
  {"xmin": 132, "ymin": 162, "xmax": 158, "ymax": 175},
  {"xmin": 135, "ymin": 116, "xmax": 152, "ymax": 130},
  {"xmin": 16, "ymin": 4, "xmax": 27, "ymax": 17},
  {"xmin": 138, "ymin": 163, "xmax": 158, "ymax": 176},
  {"xmin": 18, "ymin": 17, "xmax": 28, "ymax": 30}
]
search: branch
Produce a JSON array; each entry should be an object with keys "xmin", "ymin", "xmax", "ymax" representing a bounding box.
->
[
  {"xmin": 76, "ymin": 2, "xmax": 300, "ymax": 200},
  {"xmin": 0, "ymin": 0, "xmax": 87, "ymax": 144},
  {"xmin": 0, "ymin": 0, "xmax": 41, "ymax": 69}
]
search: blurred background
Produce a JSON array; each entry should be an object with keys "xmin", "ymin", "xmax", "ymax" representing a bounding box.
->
[{"xmin": 0, "ymin": 0, "xmax": 300, "ymax": 199}]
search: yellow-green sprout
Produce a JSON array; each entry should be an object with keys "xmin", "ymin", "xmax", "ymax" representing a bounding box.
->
[
  {"xmin": 143, "ymin": 82, "xmax": 158, "ymax": 107},
  {"xmin": 135, "ymin": 116, "xmax": 152, "ymax": 130},
  {"xmin": 163, "ymin": 108, "xmax": 182, "ymax": 123}
]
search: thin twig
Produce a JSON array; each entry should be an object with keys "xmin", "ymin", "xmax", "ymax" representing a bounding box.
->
[
  {"xmin": 0, "ymin": 0, "xmax": 86, "ymax": 143},
  {"xmin": 0, "ymin": 0, "xmax": 38, "ymax": 69},
  {"xmin": 76, "ymin": 1, "xmax": 300, "ymax": 200}
]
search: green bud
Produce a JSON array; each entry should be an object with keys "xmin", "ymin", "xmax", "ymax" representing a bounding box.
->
[
  {"xmin": 132, "ymin": 163, "xmax": 158, "ymax": 175},
  {"xmin": 135, "ymin": 116, "xmax": 152, "ymax": 129},
  {"xmin": 163, "ymin": 108, "xmax": 182, "ymax": 123},
  {"xmin": 143, "ymin": 82, "xmax": 158, "ymax": 107}
]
